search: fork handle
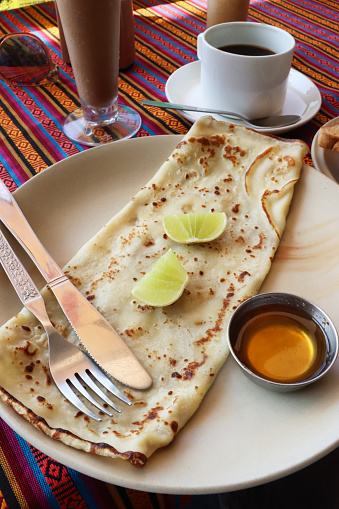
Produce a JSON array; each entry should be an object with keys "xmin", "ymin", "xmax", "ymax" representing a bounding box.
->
[
  {"xmin": 0, "ymin": 229, "xmax": 55, "ymax": 330},
  {"xmin": 0, "ymin": 229, "xmax": 40, "ymax": 306}
]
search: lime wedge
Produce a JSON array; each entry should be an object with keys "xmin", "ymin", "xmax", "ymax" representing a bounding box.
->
[
  {"xmin": 132, "ymin": 249, "xmax": 189, "ymax": 306},
  {"xmin": 163, "ymin": 212, "xmax": 227, "ymax": 243}
]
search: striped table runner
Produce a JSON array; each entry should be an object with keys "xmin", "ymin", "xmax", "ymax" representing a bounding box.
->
[
  {"xmin": 0, "ymin": 0, "xmax": 338, "ymax": 189},
  {"xmin": 0, "ymin": 0, "xmax": 45, "ymax": 10},
  {"xmin": 0, "ymin": 0, "xmax": 338, "ymax": 507}
]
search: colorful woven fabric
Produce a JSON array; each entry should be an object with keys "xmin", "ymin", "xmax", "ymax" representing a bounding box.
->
[
  {"xmin": 0, "ymin": 0, "xmax": 45, "ymax": 11},
  {"xmin": 0, "ymin": 418, "xmax": 220, "ymax": 507},
  {"xmin": 0, "ymin": 0, "xmax": 338, "ymax": 186},
  {"xmin": 0, "ymin": 0, "xmax": 338, "ymax": 507}
]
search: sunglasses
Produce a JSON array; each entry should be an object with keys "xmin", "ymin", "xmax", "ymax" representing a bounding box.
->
[{"xmin": 0, "ymin": 32, "xmax": 59, "ymax": 86}]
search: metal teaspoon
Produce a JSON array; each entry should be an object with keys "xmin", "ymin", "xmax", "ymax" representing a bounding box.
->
[{"xmin": 142, "ymin": 100, "xmax": 301, "ymax": 129}]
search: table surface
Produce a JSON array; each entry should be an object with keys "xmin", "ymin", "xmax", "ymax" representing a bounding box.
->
[{"xmin": 0, "ymin": 0, "xmax": 338, "ymax": 507}]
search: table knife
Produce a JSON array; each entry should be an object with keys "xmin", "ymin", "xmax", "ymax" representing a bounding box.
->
[{"xmin": 0, "ymin": 179, "xmax": 152, "ymax": 390}]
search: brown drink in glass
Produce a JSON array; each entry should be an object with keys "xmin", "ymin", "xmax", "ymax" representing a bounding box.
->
[{"xmin": 55, "ymin": 0, "xmax": 140, "ymax": 146}]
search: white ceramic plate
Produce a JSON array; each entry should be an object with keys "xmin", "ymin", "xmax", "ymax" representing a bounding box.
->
[
  {"xmin": 1, "ymin": 136, "xmax": 339, "ymax": 495},
  {"xmin": 311, "ymin": 117, "xmax": 339, "ymax": 184},
  {"xmin": 165, "ymin": 61, "xmax": 321, "ymax": 134}
]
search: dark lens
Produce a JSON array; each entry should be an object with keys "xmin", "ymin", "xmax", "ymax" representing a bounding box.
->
[{"xmin": 0, "ymin": 34, "xmax": 50, "ymax": 84}]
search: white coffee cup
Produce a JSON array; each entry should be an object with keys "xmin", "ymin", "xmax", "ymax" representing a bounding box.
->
[{"xmin": 197, "ymin": 22, "xmax": 295, "ymax": 119}]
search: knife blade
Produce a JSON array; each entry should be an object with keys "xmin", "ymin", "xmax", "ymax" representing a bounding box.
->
[{"xmin": 0, "ymin": 179, "xmax": 152, "ymax": 390}]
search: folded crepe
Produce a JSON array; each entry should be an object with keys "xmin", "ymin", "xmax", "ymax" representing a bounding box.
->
[{"xmin": 0, "ymin": 117, "xmax": 308, "ymax": 467}]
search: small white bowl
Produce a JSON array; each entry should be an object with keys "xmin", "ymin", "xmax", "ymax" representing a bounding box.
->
[
  {"xmin": 227, "ymin": 292, "xmax": 338, "ymax": 392},
  {"xmin": 311, "ymin": 117, "xmax": 339, "ymax": 184}
]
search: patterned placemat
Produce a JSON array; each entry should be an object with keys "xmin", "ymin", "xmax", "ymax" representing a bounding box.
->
[
  {"xmin": 0, "ymin": 0, "xmax": 338, "ymax": 185},
  {"xmin": 0, "ymin": 0, "xmax": 44, "ymax": 12}
]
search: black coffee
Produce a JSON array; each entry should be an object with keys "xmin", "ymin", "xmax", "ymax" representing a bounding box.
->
[{"xmin": 218, "ymin": 44, "xmax": 275, "ymax": 56}]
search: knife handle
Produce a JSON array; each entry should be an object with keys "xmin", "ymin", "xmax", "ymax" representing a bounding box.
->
[{"xmin": 0, "ymin": 180, "xmax": 63, "ymax": 282}]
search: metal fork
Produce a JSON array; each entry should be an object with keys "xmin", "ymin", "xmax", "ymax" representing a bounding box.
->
[{"xmin": 0, "ymin": 229, "xmax": 131, "ymax": 421}]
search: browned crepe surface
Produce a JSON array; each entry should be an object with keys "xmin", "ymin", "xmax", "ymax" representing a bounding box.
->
[{"xmin": 0, "ymin": 117, "xmax": 308, "ymax": 466}]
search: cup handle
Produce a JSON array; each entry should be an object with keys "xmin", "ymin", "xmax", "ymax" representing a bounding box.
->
[{"xmin": 197, "ymin": 32, "xmax": 204, "ymax": 59}]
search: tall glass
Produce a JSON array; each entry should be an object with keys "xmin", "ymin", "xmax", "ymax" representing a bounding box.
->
[
  {"xmin": 55, "ymin": 0, "xmax": 141, "ymax": 146},
  {"xmin": 206, "ymin": 0, "xmax": 250, "ymax": 28}
]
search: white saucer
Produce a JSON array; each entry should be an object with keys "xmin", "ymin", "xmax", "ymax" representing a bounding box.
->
[
  {"xmin": 165, "ymin": 61, "xmax": 321, "ymax": 135},
  {"xmin": 311, "ymin": 117, "xmax": 339, "ymax": 184}
]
